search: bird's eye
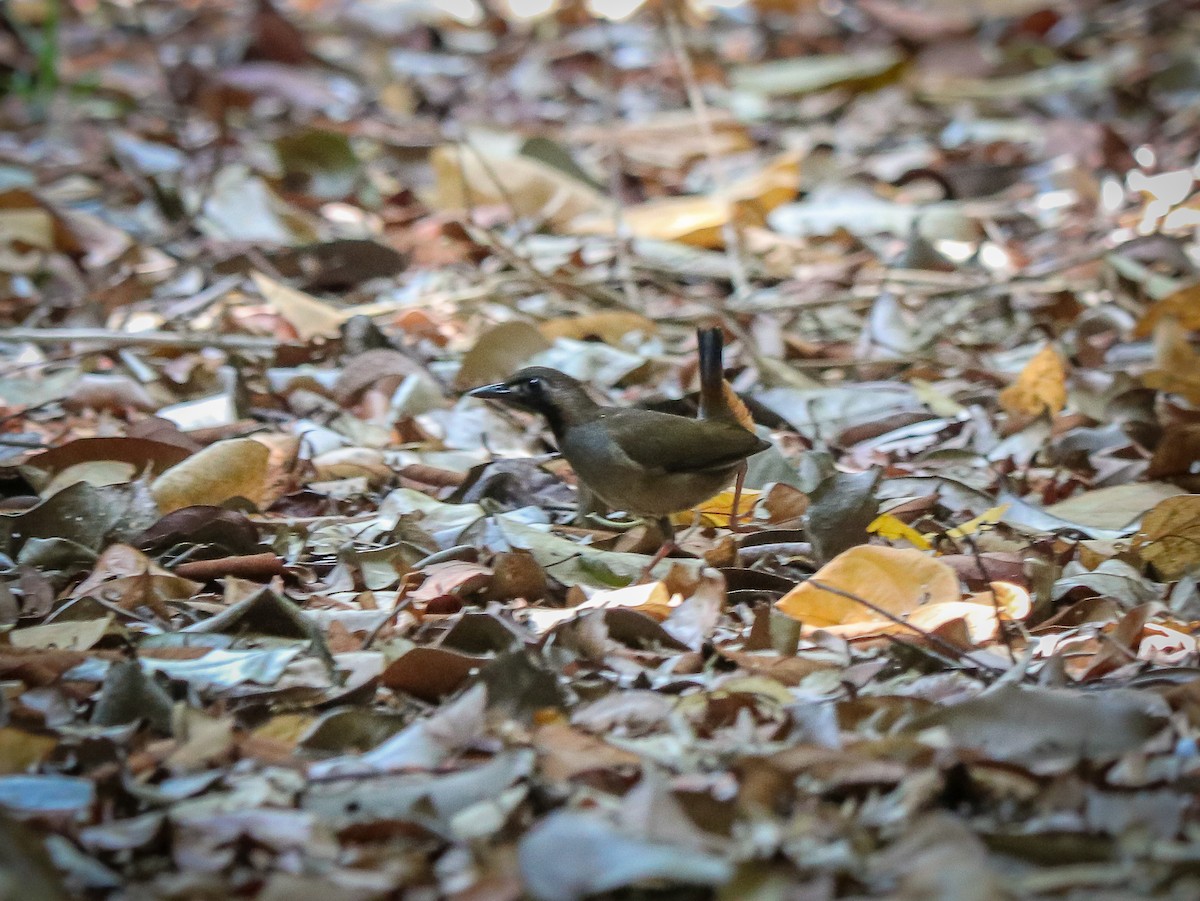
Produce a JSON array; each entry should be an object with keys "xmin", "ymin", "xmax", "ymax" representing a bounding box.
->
[{"xmin": 528, "ymin": 377, "xmax": 542, "ymax": 389}]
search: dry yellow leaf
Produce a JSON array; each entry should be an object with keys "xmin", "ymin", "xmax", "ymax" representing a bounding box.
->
[
  {"xmin": 0, "ymin": 207, "xmax": 55, "ymax": 250},
  {"xmin": 1141, "ymin": 317, "xmax": 1200, "ymax": 404},
  {"xmin": 776, "ymin": 545, "xmax": 960, "ymax": 627},
  {"xmin": 0, "ymin": 728, "xmax": 57, "ymax": 774},
  {"xmin": 584, "ymin": 581, "xmax": 678, "ymax": 621},
  {"xmin": 252, "ymin": 271, "xmax": 349, "ymax": 341},
  {"xmin": 997, "ymin": 345, "xmax": 1067, "ymax": 417},
  {"xmin": 1133, "ymin": 494, "xmax": 1200, "ymax": 579},
  {"xmin": 911, "ymin": 377, "xmax": 967, "ymax": 417},
  {"xmin": 945, "ymin": 503, "xmax": 1010, "ymax": 540},
  {"xmin": 574, "ymin": 151, "xmax": 802, "ymax": 248},
  {"xmin": 671, "ymin": 488, "xmax": 762, "ymax": 528},
  {"xmin": 428, "ymin": 144, "xmax": 610, "ymax": 230},
  {"xmin": 868, "ymin": 513, "xmax": 932, "ymax": 549},
  {"xmin": 252, "ymin": 712, "xmax": 314, "ymax": 747},
  {"xmin": 539, "ymin": 311, "xmax": 656, "ymax": 345},
  {"xmin": 1134, "ymin": 282, "xmax": 1200, "ymax": 337},
  {"xmin": 151, "ymin": 438, "xmax": 270, "ymax": 513}
]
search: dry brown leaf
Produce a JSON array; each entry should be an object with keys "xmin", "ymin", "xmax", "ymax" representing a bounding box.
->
[
  {"xmin": 533, "ymin": 722, "xmax": 642, "ymax": 782},
  {"xmin": 1148, "ymin": 423, "xmax": 1200, "ymax": 479},
  {"xmin": 1142, "ymin": 317, "xmax": 1200, "ymax": 404},
  {"xmin": 574, "ymin": 151, "xmax": 802, "ymax": 248},
  {"xmin": 761, "ymin": 482, "xmax": 810, "ymax": 525},
  {"xmin": 333, "ymin": 349, "xmax": 423, "ymax": 404},
  {"xmin": 455, "ymin": 320, "xmax": 552, "ymax": 390},
  {"xmin": 775, "ymin": 545, "xmax": 961, "ymax": 628},
  {"xmin": 151, "ymin": 438, "xmax": 270, "ymax": 513},
  {"xmin": 1134, "ymin": 282, "xmax": 1200, "ymax": 337},
  {"xmin": 428, "ymin": 144, "xmax": 610, "ymax": 230},
  {"xmin": 1133, "ymin": 494, "xmax": 1200, "ymax": 579},
  {"xmin": 251, "ymin": 271, "xmax": 350, "ymax": 341},
  {"xmin": 311, "ymin": 447, "xmax": 392, "ymax": 486},
  {"xmin": 997, "ymin": 344, "xmax": 1068, "ymax": 417}
]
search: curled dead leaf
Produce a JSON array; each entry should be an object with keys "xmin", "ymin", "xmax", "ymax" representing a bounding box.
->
[
  {"xmin": 998, "ymin": 345, "xmax": 1067, "ymax": 417},
  {"xmin": 150, "ymin": 438, "xmax": 270, "ymax": 513}
]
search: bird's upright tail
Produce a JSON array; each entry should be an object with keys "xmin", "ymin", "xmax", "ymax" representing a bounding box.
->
[
  {"xmin": 697, "ymin": 327, "xmax": 756, "ymax": 430},
  {"xmin": 697, "ymin": 326, "xmax": 725, "ymax": 421}
]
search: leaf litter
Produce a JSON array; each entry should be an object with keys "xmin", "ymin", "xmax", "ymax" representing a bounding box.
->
[{"xmin": 2, "ymin": 0, "xmax": 1200, "ymax": 898}]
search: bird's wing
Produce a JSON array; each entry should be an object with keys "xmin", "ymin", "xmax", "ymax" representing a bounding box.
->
[{"xmin": 601, "ymin": 410, "xmax": 770, "ymax": 474}]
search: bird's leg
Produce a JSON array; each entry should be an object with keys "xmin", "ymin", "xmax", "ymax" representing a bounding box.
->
[
  {"xmin": 636, "ymin": 516, "xmax": 677, "ymax": 583},
  {"xmin": 728, "ymin": 461, "xmax": 750, "ymax": 533},
  {"xmin": 574, "ymin": 483, "xmax": 601, "ymax": 526}
]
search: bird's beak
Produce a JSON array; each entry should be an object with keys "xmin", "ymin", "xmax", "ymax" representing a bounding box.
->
[{"xmin": 468, "ymin": 382, "xmax": 512, "ymax": 401}]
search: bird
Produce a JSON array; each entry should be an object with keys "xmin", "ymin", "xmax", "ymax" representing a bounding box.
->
[{"xmin": 469, "ymin": 327, "xmax": 769, "ymax": 558}]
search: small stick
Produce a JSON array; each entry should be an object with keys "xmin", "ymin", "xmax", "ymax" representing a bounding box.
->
[
  {"xmin": 0, "ymin": 327, "xmax": 280, "ymax": 353},
  {"xmin": 964, "ymin": 534, "xmax": 1018, "ymax": 665},
  {"xmin": 806, "ymin": 577, "xmax": 1008, "ymax": 677},
  {"xmin": 661, "ymin": 5, "xmax": 751, "ymax": 302}
]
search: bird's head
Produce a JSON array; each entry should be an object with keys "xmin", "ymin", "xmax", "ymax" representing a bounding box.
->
[{"xmin": 468, "ymin": 367, "xmax": 598, "ymax": 435}]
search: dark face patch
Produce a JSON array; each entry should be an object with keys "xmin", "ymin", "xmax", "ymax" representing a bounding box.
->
[
  {"xmin": 470, "ymin": 369, "xmax": 562, "ymax": 414},
  {"xmin": 469, "ymin": 367, "xmax": 591, "ymax": 439}
]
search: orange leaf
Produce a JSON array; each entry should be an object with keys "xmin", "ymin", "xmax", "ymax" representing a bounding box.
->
[
  {"xmin": 998, "ymin": 345, "xmax": 1067, "ymax": 417},
  {"xmin": 775, "ymin": 545, "xmax": 960, "ymax": 627},
  {"xmin": 1141, "ymin": 317, "xmax": 1200, "ymax": 404},
  {"xmin": 1133, "ymin": 282, "xmax": 1200, "ymax": 338}
]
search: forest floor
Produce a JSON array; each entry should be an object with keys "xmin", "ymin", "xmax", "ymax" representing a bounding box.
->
[{"xmin": 2, "ymin": 0, "xmax": 1200, "ymax": 898}]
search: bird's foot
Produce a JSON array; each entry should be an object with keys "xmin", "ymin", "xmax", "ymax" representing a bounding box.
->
[{"xmin": 635, "ymin": 540, "xmax": 678, "ymax": 584}]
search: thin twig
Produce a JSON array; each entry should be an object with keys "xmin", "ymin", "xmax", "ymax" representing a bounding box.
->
[
  {"xmin": 806, "ymin": 577, "xmax": 1008, "ymax": 676},
  {"xmin": 963, "ymin": 534, "xmax": 1018, "ymax": 665},
  {"xmin": 601, "ymin": 19, "xmax": 643, "ymax": 311},
  {"xmin": 0, "ymin": 327, "xmax": 280, "ymax": 352},
  {"xmin": 467, "ymin": 225, "xmax": 638, "ymax": 312},
  {"xmin": 661, "ymin": 5, "xmax": 751, "ymax": 302}
]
